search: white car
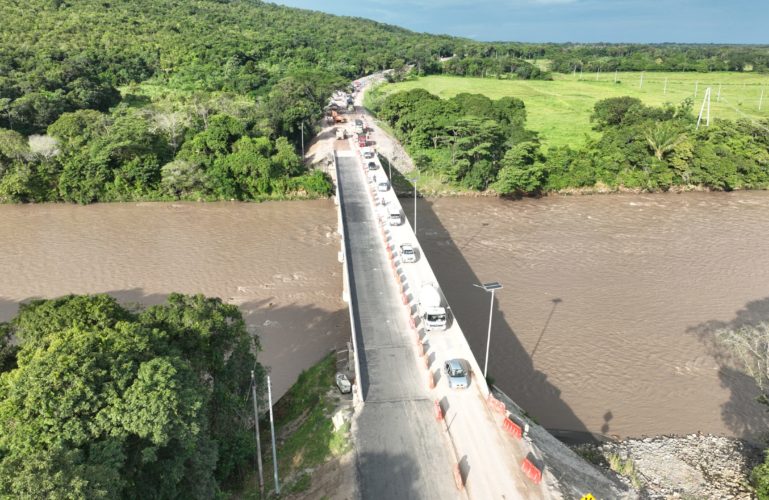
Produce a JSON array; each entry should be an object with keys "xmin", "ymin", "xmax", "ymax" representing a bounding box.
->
[
  {"xmin": 400, "ymin": 243, "xmax": 416, "ymax": 263},
  {"xmin": 335, "ymin": 373, "xmax": 352, "ymax": 394}
]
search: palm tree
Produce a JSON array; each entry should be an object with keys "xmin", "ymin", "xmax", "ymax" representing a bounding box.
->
[{"xmin": 643, "ymin": 122, "xmax": 686, "ymax": 161}]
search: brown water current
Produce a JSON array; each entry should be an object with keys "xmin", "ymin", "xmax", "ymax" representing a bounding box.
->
[
  {"xmin": 3, "ymin": 193, "xmax": 769, "ymax": 441},
  {"xmin": 417, "ymin": 192, "xmax": 769, "ymax": 442},
  {"xmin": 0, "ymin": 201, "xmax": 348, "ymax": 400}
]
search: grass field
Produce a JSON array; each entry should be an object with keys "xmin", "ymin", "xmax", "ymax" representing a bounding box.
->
[{"xmin": 377, "ymin": 72, "xmax": 769, "ymax": 148}]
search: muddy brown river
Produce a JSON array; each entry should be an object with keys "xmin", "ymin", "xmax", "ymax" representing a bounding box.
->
[
  {"xmin": 2, "ymin": 192, "xmax": 768, "ymax": 441},
  {"xmin": 0, "ymin": 201, "xmax": 348, "ymax": 400},
  {"xmin": 418, "ymin": 192, "xmax": 769, "ymax": 442}
]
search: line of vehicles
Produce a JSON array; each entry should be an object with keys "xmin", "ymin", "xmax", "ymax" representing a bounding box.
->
[{"xmin": 353, "ymin": 102, "xmax": 469, "ymax": 395}]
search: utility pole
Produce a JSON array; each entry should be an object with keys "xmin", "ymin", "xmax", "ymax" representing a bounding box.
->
[
  {"xmin": 250, "ymin": 371, "xmax": 264, "ymax": 497},
  {"xmin": 760, "ymin": 87, "xmax": 765, "ymax": 111},
  {"xmin": 595, "ymin": 67, "xmax": 600, "ymax": 81},
  {"xmin": 301, "ymin": 121, "xmax": 305, "ymax": 159},
  {"xmin": 694, "ymin": 81, "xmax": 698, "ymax": 98},
  {"xmin": 664, "ymin": 77, "xmax": 668, "ymax": 95},
  {"xmin": 696, "ymin": 87, "xmax": 712, "ymax": 129},
  {"xmin": 267, "ymin": 376, "xmax": 280, "ymax": 495},
  {"xmin": 717, "ymin": 83, "xmax": 721, "ymax": 102},
  {"xmin": 639, "ymin": 72, "xmax": 644, "ymax": 89}
]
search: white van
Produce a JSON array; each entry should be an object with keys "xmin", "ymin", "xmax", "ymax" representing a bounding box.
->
[
  {"xmin": 377, "ymin": 179, "xmax": 390, "ymax": 192},
  {"xmin": 388, "ymin": 207, "xmax": 403, "ymax": 225}
]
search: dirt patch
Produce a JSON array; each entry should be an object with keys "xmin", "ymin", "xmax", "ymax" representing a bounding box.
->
[{"xmin": 287, "ymin": 450, "xmax": 356, "ymax": 500}]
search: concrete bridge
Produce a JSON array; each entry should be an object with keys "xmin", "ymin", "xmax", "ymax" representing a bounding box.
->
[{"xmin": 333, "ymin": 145, "xmax": 550, "ymax": 499}]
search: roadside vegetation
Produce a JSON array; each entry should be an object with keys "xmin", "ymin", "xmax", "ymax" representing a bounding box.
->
[
  {"xmin": 239, "ymin": 353, "xmax": 352, "ymax": 499},
  {"xmin": 0, "ymin": 293, "xmax": 263, "ymax": 498}
]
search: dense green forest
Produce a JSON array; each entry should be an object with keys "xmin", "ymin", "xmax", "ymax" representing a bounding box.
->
[
  {"xmin": 371, "ymin": 88, "xmax": 769, "ymax": 194},
  {"xmin": 0, "ymin": 293, "xmax": 262, "ymax": 498},
  {"xmin": 0, "ymin": 0, "xmax": 767, "ymax": 202},
  {"xmin": 0, "ymin": 0, "xmax": 459, "ymax": 202}
]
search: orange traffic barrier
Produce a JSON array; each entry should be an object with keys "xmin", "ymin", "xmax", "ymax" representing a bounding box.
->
[
  {"xmin": 428, "ymin": 372, "xmax": 435, "ymax": 389},
  {"xmin": 453, "ymin": 464, "xmax": 464, "ymax": 490},
  {"xmin": 521, "ymin": 458, "xmax": 542, "ymax": 484},
  {"xmin": 409, "ymin": 316, "xmax": 416, "ymax": 329},
  {"xmin": 502, "ymin": 418, "xmax": 523, "ymax": 439},
  {"xmin": 401, "ymin": 293, "xmax": 408, "ymax": 305},
  {"xmin": 487, "ymin": 394, "xmax": 506, "ymax": 415},
  {"xmin": 434, "ymin": 400, "xmax": 443, "ymax": 421},
  {"xmin": 417, "ymin": 342, "xmax": 424, "ymax": 356},
  {"xmin": 422, "ymin": 354, "xmax": 429, "ymax": 369}
]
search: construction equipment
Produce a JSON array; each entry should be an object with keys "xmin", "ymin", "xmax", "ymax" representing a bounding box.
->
[{"xmin": 332, "ymin": 110, "xmax": 346, "ymax": 123}]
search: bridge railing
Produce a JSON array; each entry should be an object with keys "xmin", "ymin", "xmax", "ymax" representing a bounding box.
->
[{"xmin": 333, "ymin": 149, "xmax": 364, "ymax": 407}]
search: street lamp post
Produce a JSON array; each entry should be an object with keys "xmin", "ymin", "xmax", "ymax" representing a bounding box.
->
[
  {"xmin": 474, "ymin": 282, "xmax": 503, "ymax": 379},
  {"xmin": 408, "ymin": 177, "xmax": 418, "ymax": 237}
]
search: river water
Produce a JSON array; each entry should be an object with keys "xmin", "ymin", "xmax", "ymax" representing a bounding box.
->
[
  {"xmin": 0, "ymin": 201, "xmax": 348, "ymax": 400},
  {"xmin": 2, "ymin": 193, "xmax": 768, "ymax": 441},
  {"xmin": 418, "ymin": 192, "xmax": 769, "ymax": 442}
]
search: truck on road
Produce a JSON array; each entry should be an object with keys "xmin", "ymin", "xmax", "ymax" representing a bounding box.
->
[{"xmin": 418, "ymin": 284, "xmax": 448, "ymax": 332}]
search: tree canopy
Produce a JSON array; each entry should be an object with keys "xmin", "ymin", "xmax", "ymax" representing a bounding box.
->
[
  {"xmin": 373, "ymin": 89, "xmax": 769, "ymax": 195},
  {"xmin": 0, "ymin": 293, "xmax": 263, "ymax": 498}
]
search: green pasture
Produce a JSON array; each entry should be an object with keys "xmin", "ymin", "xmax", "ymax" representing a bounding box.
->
[{"xmin": 377, "ymin": 72, "xmax": 769, "ymax": 147}]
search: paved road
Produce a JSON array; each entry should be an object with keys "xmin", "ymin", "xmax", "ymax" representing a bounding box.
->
[
  {"xmin": 338, "ymin": 77, "xmax": 551, "ymax": 498},
  {"xmin": 338, "ymin": 153, "xmax": 463, "ymax": 499}
]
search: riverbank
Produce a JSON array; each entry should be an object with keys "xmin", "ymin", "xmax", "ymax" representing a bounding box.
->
[
  {"xmin": 234, "ymin": 353, "xmax": 356, "ymax": 499},
  {"xmin": 572, "ymin": 434, "xmax": 762, "ymax": 498}
]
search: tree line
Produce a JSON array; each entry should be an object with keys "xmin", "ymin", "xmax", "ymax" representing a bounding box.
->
[
  {"xmin": 0, "ymin": 293, "xmax": 263, "ymax": 498},
  {"xmin": 1, "ymin": 0, "xmax": 767, "ymax": 204},
  {"xmin": 0, "ymin": 72, "xmax": 339, "ymax": 203},
  {"xmin": 371, "ymin": 89, "xmax": 769, "ymax": 194}
]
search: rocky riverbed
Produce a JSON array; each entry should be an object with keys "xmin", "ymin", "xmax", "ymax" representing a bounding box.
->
[{"xmin": 573, "ymin": 434, "xmax": 763, "ymax": 498}]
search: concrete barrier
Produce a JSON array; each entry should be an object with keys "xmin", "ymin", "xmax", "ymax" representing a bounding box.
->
[
  {"xmin": 453, "ymin": 464, "xmax": 464, "ymax": 490},
  {"xmin": 502, "ymin": 417, "xmax": 523, "ymax": 439},
  {"xmin": 521, "ymin": 458, "xmax": 543, "ymax": 484},
  {"xmin": 434, "ymin": 400, "xmax": 443, "ymax": 421}
]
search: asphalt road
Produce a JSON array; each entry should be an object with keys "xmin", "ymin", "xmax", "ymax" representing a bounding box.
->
[{"xmin": 337, "ymin": 153, "xmax": 463, "ymax": 500}]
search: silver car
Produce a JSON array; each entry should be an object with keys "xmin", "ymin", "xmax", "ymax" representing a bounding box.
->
[{"xmin": 444, "ymin": 359, "xmax": 468, "ymax": 389}]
